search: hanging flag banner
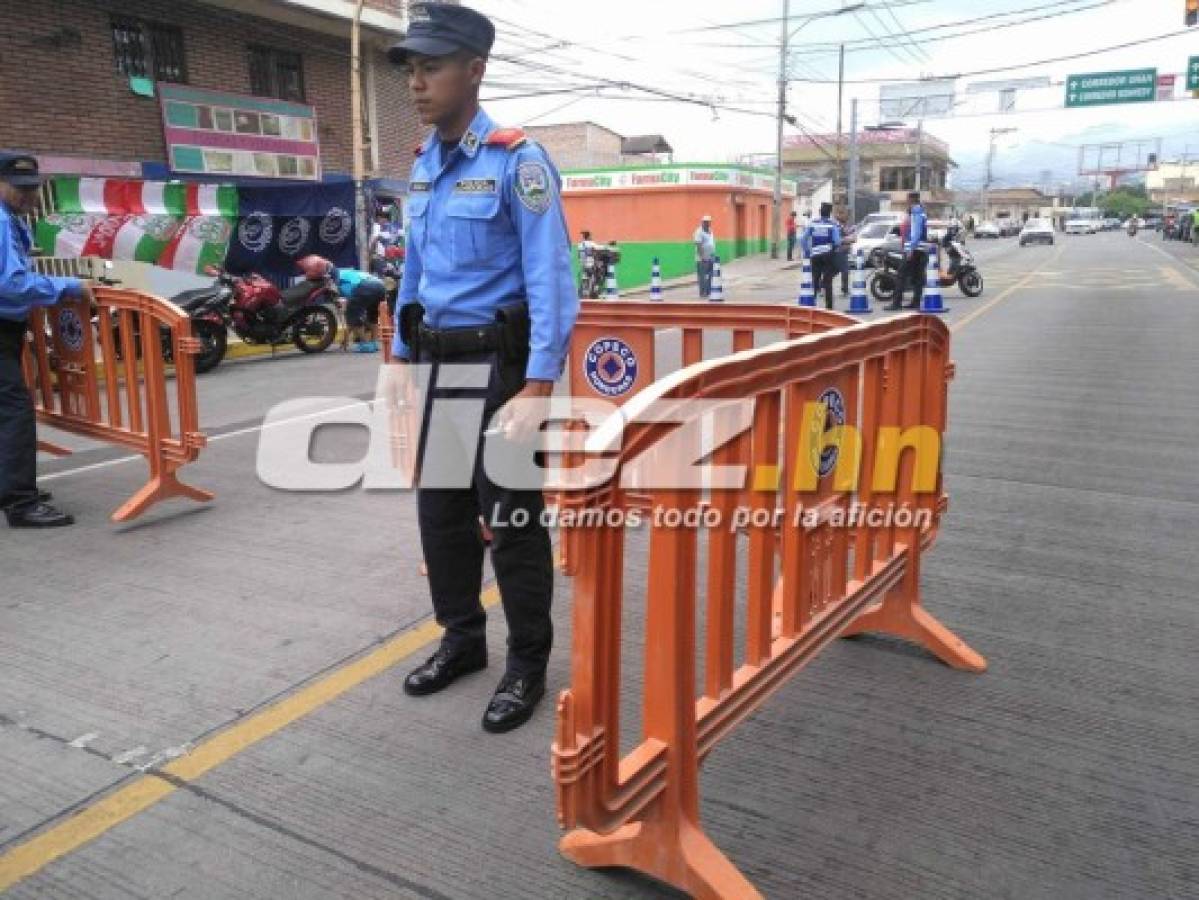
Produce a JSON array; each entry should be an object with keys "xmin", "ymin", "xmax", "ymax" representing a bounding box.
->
[{"xmin": 224, "ymin": 181, "xmax": 355, "ymax": 279}]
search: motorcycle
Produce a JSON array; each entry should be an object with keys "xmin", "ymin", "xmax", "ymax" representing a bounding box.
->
[
  {"xmin": 201, "ymin": 255, "xmax": 341, "ymax": 369},
  {"xmin": 581, "ymin": 243, "xmax": 620, "ymax": 299},
  {"xmin": 869, "ymin": 235, "xmax": 984, "ymax": 302},
  {"xmin": 1126, "ymin": 219, "xmax": 1138, "ymax": 237}
]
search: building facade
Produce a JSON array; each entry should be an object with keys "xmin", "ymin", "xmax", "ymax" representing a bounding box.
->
[
  {"xmin": 979, "ymin": 187, "xmax": 1051, "ymax": 224},
  {"xmin": 0, "ymin": 0, "xmax": 421, "ymax": 184},
  {"xmin": 523, "ymin": 123, "xmax": 674, "ymax": 173},
  {"xmin": 1147, "ymin": 161, "xmax": 1199, "ymax": 206},
  {"xmin": 782, "ymin": 128, "xmax": 955, "ymax": 216},
  {"xmin": 561, "ymin": 164, "xmax": 797, "ymax": 289}
]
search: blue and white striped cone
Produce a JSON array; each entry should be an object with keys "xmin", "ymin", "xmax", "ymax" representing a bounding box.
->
[
  {"xmin": 797, "ymin": 253, "xmax": 816, "ymax": 307},
  {"xmin": 709, "ymin": 256, "xmax": 725, "ymax": 302},
  {"xmin": 649, "ymin": 257, "xmax": 663, "ymax": 301},
  {"xmin": 919, "ymin": 246, "xmax": 948, "ymax": 314},
  {"xmin": 605, "ymin": 262, "xmax": 619, "ymax": 299},
  {"xmin": 847, "ymin": 250, "xmax": 872, "ymax": 314}
]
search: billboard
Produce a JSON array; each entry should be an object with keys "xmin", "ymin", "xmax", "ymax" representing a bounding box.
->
[
  {"xmin": 879, "ymin": 80, "xmax": 956, "ymax": 119},
  {"xmin": 158, "ymin": 84, "xmax": 322, "ymax": 181}
]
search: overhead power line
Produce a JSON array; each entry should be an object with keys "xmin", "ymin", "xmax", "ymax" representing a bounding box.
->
[{"xmin": 782, "ymin": 28, "xmax": 1195, "ymax": 83}]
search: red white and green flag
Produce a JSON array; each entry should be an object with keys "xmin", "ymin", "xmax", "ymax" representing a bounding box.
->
[
  {"xmin": 36, "ymin": 178, "xmax": 238, "ymax": 273},
  {"xmin": 157, "ymin": 184, "xmax": 238, "ymax": 274}
]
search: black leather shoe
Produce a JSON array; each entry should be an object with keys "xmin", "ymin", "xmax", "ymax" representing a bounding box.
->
[
  {"xmin": 403, "ymin": 644, "xmax": 487, "ymax": 696},
  {"xmin": 482, "ymin": 672, "xmax": 546, "ymax": 734},
  {"xmin": 6, "ymin": 501, "xmax": 74, "ymax": 528}
]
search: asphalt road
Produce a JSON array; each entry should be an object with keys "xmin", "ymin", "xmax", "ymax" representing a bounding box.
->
[{"xmin": 1, "ymin": 231, "xmax": 1196, "ymax": 898}]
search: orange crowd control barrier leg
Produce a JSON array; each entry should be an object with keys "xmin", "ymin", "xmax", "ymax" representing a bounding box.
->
[
  {"xmin": 552, "ymin": 314, "xmax": 985, "ymax": 898},
  {"xmin": 22, "ymin": 287, "xmax": 211, "ymax": 522}
]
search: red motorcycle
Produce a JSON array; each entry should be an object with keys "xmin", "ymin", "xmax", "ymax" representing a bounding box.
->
[{"xmin": 192, "ymin": 255, "xmax": 341, "ymax": 372}]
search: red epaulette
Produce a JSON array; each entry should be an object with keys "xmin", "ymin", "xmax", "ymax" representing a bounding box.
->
[
  {"xmin": 485, "ymin": 128, "xmax": 528, "ymax": 150},
  {"xmin": 413, "ymin": 144, "xmax": 424, "ymax": 157}
]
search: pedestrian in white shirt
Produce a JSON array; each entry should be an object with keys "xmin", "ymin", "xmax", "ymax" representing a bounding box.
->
[{"xmin": 693, "ymin": 214, "xmax": 716, "ymax": 299}]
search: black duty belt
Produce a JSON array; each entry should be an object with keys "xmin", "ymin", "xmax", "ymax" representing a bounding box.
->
[{"xmin": 417, "ymin": 322, "xmax": 502, "ymax": 359}]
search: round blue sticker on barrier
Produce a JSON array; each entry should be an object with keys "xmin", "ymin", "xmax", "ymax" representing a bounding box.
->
[
  {"xmin": 57, "ymin": 307, "xmax": 85, "ymax": 354},
  {"xmin": 817, "ymin": 387, "xmax": 846, "ymax": 478},
  {"xmin": 584, "ymin": 337, "xmax": 639, "ymax": 397}
]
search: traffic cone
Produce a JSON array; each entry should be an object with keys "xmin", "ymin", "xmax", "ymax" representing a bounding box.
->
[
  {"xmin": 605, "ymin": 261, "xmax": 619, "ymax": 298},
  {"xmin": 709, "ymin": 256, "xmax": 724, "ymax": 301},
  {"xmin": 649, "ymin": 257, "xmax": 663, "ymax": 301},
  {"xmin": 847, "ymin": 250, "xmax": 872, "ymax": 314},
  {"xmin": 797, "ymin": 252, "xmax": 816, "ymax": 307},
  {"xmin": 919, "ymin": 247, "xmax": 948, "ymax": 314}
]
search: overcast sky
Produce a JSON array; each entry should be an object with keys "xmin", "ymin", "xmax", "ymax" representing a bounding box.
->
[{"xmin": 473, "ymin": 0, "xmax": 1198, "ymax": 188}]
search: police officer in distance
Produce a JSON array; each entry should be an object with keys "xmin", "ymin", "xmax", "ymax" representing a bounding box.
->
[
  {"xmin": 0, "ymin": 152, "xmax": 94, "ymax": 528},
  {"xmin": 387, "ymin": 4, "xmax": 578, "ymax": 733},
  {"xmin": 887, "ymin": 190, "xmax": 927, "ymax": 311},
  {"xmin": 801, "ymin": 201, "xmax": 841, "ymax": 310}
]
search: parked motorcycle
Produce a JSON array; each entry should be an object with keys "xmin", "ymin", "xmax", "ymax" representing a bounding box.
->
[
  {"xmin": 581, "ymin": 243, "xmax": 620, "ymax": 299},
  {"xmin": 195, "ymin": 255, "xmax": 341, "ymax": 371},
  {"xmin": 869, "ymin": 236, "xmax": 983, "ymax": 302}
]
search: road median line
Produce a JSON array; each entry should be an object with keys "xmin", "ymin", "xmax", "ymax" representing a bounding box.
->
[{"xmin": 952, "ymin": 243, "xmax": 1065, "ymax": 333}]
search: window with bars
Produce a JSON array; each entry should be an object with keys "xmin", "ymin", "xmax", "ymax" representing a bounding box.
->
[
  {"xmin": 248, "ymin": 46, "xmax": 306, "ymax": 102},
  {"xmin": 111, "ymin": 17, "xmax": 187, "ymax": 83}
]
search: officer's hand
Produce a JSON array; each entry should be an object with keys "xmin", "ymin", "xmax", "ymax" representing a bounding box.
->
[
  {"xmin": 493, "ymin": 380, "xmax": 554, "ymax": 445},
  {"xmin": 377, "ymin": 360, "xmax": 420, "ymax": 478}
]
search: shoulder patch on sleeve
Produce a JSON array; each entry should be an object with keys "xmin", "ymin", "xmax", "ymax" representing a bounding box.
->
[
  {"xmin": 514, "ymin": 159, "xmax": 552, "ymax": 214},
  {"xmin": 486, "ymin": 127, "xmax": 528, "ymax": 150}
]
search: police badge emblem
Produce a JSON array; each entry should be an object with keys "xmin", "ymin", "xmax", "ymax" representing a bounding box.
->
[{"xmin": 515, "ymin": 161, "xmax": 551, "ymax": 214}]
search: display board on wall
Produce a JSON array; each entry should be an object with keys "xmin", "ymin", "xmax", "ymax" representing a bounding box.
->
[{"xmin": 158, "ymin": 84, "xmax": 322, "ymax": 181}]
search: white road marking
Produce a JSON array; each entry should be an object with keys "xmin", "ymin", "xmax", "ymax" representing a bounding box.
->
[{"xmin": 67, "ymin": 732, "xmax": 99, "ymax": 749}]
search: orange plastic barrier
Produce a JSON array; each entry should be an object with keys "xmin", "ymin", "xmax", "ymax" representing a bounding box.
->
[
  {"xmin": 551, "ymin": 314, "xmax": 985, "ymax": 898},
  {"xmin": 22, "ymin": 286, "xmax": 212, "ymax": 522}
]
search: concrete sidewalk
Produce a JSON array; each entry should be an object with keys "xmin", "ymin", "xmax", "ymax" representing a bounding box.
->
[{"xmin": 622, "ymin": 252, "xmax": 802, "ymax": 298}]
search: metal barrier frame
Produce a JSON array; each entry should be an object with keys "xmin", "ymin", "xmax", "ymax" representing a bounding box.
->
[{"xmin": 552, "ymin": 314, "xmax": 985, "ymax": 898}]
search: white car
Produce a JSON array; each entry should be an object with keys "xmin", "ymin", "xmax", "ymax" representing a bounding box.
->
[
  {"xmin": 852, "ymin": 219, "xmax": 902, "ymax": 267},
  {"xmin": 974, "ymin": 220, "xmax": 1000, "ymax": 239},
  {"xmin": 1065, "ymin": 218, "xmax": 1099, "ymax": 235},
  {"xmin": 1019, "ymin": 218, "xmax": 1055, "ymax": 246}
]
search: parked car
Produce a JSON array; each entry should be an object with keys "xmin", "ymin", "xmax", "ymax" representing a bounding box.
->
[
  {"xmin": 1019, "ymin": 218, "xmax": 1055, "ymax": 246},
  {"xmin": 1065, "ymin": 218, "xmax": 1100, "ymax": 235},
  {"xmin": 995, "ymin": 219, "xmax": 1020, "ymax": 237},
  {"xmin": 852, "ymin": 220, "xmax": 901, "ymax": 267},
  {"xmin": 974, "ymin": 220, "xmax": 1001, "ymax": 239}
]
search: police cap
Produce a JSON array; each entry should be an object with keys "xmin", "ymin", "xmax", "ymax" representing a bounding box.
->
[
  {"xmin": 388, "ymin": 3, "xmax": 495, "ymax": 65},
  {"xmin": 0, "ymin": 151, "xmax": 43, "ymax": 188}
]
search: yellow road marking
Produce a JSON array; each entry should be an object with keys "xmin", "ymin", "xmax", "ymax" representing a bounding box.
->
[
  {"xmin": 0, "ymin": 583, "xmax": 501, "ymax": 891},
  {"xmin": 952, "ymin": 243, "xmax": 1065, "ymax": 333}
]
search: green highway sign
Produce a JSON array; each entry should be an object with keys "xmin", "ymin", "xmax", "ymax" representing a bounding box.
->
[
  {"xmin": 1188, "ymin": 56, "xmax": 1199, "ymax": 92},
  {"xmin": 1065, "ymin": 68, "xmax": 1158, "ymax": 107}
]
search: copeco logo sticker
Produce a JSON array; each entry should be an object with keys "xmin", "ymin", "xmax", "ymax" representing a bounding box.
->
[
  {"xmin": 278, "ymin": 217, "xmax": 311, "ymax": 256},
  {"xmin": 238, "ymin": 212, "xmax": 273, "ymax": 253},
  {"xmin": 812, "ymin": 386, "xmax": 846, "ymax": 478},
  {"xmin": 57, "ymin": 307, "xmax": 85, "ymax": 354},
  {"xmin": 320, "ymin": 207, "xmax": 352, "ymax": 245},
  {"xmin": 584, "ymin": 337, "xmax": 639, "ymax": 397}
]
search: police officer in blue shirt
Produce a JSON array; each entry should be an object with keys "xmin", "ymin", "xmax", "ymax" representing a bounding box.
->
[
  {"xmin": 801, "ymin": 201, "xmax": 842, "ymax": 310},
  {"xmin": 0, "ymin": 153, "xmax": 93, "ymax": 528},
  {"xmin": 887, "ymin": 190, "xmax": 927, "ymax": 310},
  {"xmin": 387, "ymin": 4, "xmax": 578, "ymax": 733}
]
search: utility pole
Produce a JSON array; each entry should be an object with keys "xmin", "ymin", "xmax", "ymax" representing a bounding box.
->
[
  {"xmin": 914, "ymin": 118, "xmax": 923, "ymax": 192},
  {"xmin": 983, "ymin": 126, "xmax": 1016, "ymax": 221},
  {"xmin": 848, "ymin": 98, "xmax": 859, "ymax": 224},
  {"xmin": 351, "ymin": 0, "xmax": 368, "ymax": 270},
  {"xmin": 834, "ymin": 43, "xmax": 845, "ymax": 211},
  {"xmin": 770, "ymin": 0, "xmax": 789, "ymax": 260}
]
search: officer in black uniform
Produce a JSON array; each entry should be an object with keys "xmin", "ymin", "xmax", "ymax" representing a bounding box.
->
[
  {"xmin": 386, "ymin": 4, "xmax": 578, "ymax": 733},
  {"xmin": 0, "ymin": 153, "xmax": 93, "ymax": 528}
]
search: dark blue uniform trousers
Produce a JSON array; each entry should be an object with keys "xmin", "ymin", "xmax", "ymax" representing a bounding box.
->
[
  {"xmin": 0, "ymin": 320, "xmax": 38, "ymax": 512},
  {"xmin": 414, "ymin": 348, "xmax": 553, "ymax": 677}
]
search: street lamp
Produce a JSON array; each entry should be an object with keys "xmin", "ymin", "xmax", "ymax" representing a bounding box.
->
[{"xmin": 771, "ymin": 2, "xmax": 865, "ymax": 259}]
